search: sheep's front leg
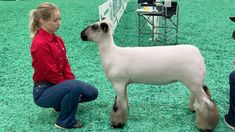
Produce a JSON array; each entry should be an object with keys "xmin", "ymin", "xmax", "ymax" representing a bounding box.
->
[
  {"xmin": 111, "ymin": 83, "xmax": 128, "ymax": 128},
  {"xmin": 189, "ymin": 92, "xmax": 195, "ymax": 112}
]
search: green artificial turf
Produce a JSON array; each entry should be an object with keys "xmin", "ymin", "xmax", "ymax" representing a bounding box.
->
[{"xmin": 0, "ymin": 0, "xmax": 235, "ymax": 131}]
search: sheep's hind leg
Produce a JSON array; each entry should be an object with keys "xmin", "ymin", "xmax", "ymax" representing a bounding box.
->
[{"xmin": 111, "ymin": 83, "xmax": 128, "ymax": 128}]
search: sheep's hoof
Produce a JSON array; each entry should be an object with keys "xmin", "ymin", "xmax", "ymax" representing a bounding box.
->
[
  {"xmin": 111, "ymin": 123, "xmax": 125, "ymax": 128},
  {"xmin": 198, "ymin": 129, "xmax": 212, "ymax": 132}
]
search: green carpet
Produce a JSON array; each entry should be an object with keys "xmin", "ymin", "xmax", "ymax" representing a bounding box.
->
[{"xmin": 0, "ymin": 0, "xmax": 234, "ymax": 131}]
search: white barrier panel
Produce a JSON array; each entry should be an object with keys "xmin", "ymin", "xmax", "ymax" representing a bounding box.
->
[
  {"xmin": 99, "ymin": 0, "xmax": 129, "ymax": 32},
  {"xmin": 99, "ymin": 1, "xmax": 110, "ymax": 21}
]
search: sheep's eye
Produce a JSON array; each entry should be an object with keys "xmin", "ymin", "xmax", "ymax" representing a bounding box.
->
[{"xmin": 91, "ymin": 24, "xmax": 98, "ymax": 30}]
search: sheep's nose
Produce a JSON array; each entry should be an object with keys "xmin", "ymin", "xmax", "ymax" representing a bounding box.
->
[{"xmin": 80, "ymin": 30, "xmax": 88, "ymax": 41}]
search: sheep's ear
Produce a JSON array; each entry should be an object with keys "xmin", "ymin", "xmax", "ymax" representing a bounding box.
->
[
  {"xmin": 101, "ymin": 17, "xmax": 106, "ymax": 20},
  {"xmin": 100, "ymin": 22, "xmax": 109, "ymax": 33}
]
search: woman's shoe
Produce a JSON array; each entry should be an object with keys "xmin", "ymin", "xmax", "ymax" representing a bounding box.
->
[
  {"xmin": 55, "ymin": 121, "xmax": 83, "ymax": 129},
  {"xmin": 224, "ymin": 115, "xmax": 235, "ymax": 131}
]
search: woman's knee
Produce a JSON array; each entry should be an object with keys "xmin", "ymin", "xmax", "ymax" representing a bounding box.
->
[
  {"xmin": 66, "ymin": 80, "xmax": 98, "ymax": 100},
  {"xmin": 66, "ymin": 80, "xmax": 83, "ymax": 93},
  {"xmin": 81, "ymin": 83, "xmax": 98, "ymax": 101},
  {"xmin": 87, "ymin": 86, "xmax": 98, "ymax": 100}
]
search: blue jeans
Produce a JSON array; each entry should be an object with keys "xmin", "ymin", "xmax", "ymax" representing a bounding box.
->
[
  {"xmin": 226, "ymin": 70, "xmax": 235, "ymax": 126},
  {"xmin": 33, "ymin": 80, "xmax": 98, "ymax": 128}
]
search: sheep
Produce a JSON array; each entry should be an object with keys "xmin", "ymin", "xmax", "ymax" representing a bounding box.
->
[{"xmin": 80, "ymin": 19, "xmax": 219, "ymax": 131}]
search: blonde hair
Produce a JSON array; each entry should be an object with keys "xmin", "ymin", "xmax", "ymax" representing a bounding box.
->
[{"xmin": 29, "ymin": 2, "xmax": 59, "ymax": 39}]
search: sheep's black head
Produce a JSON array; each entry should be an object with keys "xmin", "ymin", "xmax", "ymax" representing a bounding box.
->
[{"xmin": 80, "ymin": 19, "xmax": 113, "ymax": 42}]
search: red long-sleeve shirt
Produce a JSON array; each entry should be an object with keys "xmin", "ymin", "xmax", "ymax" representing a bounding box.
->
[{"xmin": 30, "ymin": 28, "xmax": 74, "ymax": 84}]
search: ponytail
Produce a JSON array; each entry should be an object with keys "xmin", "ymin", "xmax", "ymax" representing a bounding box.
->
[{"xmin": 29, "ymin": 9, "xmax": 39, "ymax": 39}]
